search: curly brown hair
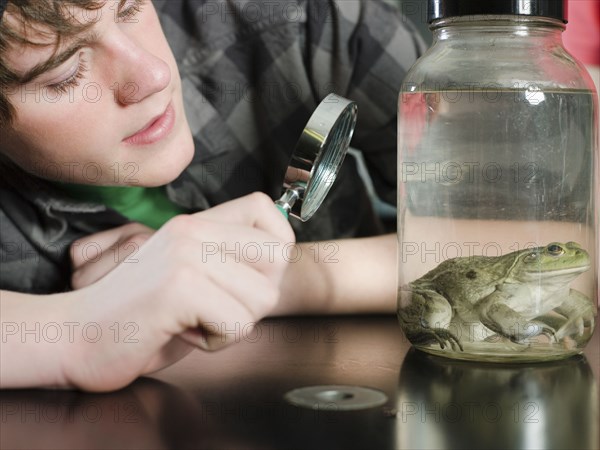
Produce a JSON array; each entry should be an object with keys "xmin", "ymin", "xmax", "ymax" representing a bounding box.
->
[{"xmin": 0, "ymin": 0, "xmax": 105, "ymax": 127}]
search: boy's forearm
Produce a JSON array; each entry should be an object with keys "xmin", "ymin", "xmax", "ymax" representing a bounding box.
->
[
  {"xmin": 1, "ymin": 232, "xmax": 398, "ymax": 388},
  {"xmin": 274, "ymin": 234, "xmax": 397, "ymax": 316},
  {"xmin": 0, "ymin": 290, "xmax": 76, "ymax": 389}
]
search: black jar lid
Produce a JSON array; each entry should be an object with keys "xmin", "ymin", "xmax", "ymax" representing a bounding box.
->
[{"xmin": 427, "ymin": 0, "xmax": 567, "ymax": 23}]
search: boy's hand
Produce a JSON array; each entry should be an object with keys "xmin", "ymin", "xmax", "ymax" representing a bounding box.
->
[
  {"xmin": 61, "ymin": 192, "xmax": 295, "ymax": 391},
  {"xmin": 71, "ymin": 222, "xmax": 155, "ymax": 289}
]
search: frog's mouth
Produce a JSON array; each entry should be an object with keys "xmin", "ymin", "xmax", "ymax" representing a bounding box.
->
[{"xmin": 521, "ymin": 264, "xmax": 591, "ymax": 282}]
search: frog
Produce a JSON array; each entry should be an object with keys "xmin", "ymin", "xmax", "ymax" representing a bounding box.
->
[{"xmin": 398, "ymin": 242, "xmax": 595, "ymax": 351}]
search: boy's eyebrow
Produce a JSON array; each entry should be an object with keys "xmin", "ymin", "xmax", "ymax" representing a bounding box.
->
[{"xmin": 18, "ymin": 32, "xmax": 99, "ymax": 84}]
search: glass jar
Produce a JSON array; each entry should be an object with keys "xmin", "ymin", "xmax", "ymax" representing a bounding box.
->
[{"xmin": 397, "ymin": 0, "xmax": 598, "ymax": 362}]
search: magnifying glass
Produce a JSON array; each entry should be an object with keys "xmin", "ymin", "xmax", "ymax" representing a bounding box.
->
[{"xmin": 275, "ymin": 93, "xmax": 358, "ymax": 221}]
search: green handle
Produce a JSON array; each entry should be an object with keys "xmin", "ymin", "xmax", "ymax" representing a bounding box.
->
[{"xmin": 276, "ymin": 203, "xmax": 289, "ymax": 219}]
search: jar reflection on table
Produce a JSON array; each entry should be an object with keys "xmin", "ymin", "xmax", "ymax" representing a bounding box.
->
[{"xmin": 394, "ymin": 350, "xmax": 598, "ymax": 450}]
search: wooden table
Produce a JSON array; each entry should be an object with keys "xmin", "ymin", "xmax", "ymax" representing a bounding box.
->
[{"xmin": 1, "ymin": 316, "xmax": 598, "ymax": 449}]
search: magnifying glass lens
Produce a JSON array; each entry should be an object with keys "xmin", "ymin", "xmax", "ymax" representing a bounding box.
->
[{"xmin": 276, "ymin": 94, "xmax": 358, "ymax": 221}]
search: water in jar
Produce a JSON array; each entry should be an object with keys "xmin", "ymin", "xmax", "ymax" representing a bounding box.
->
[{"xmin": 397, "ymin": 88, "xmax": 597, "ymax": 362}]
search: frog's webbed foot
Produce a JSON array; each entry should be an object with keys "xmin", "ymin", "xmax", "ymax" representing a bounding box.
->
[
  {"xmin": 405, "ymin": 323, "xmax": 464, "ymax": 352},
  {"xmin": 521, "ymin": 321, "xmax": 558, "ymax": 344},
  {"xmin": 554, "ymin": 290, "xmax": 596, "ymax": 341},
  {"xmin": 489, "ymin": 319, "xmax": 558, "ymax": 344},
  {"xmin": 555, "ymin": 315, "xmax": 593, "ymax": 340},
  {"xmin": 415, "ymin": 327, "xmax": 464, "ymax": 352}
]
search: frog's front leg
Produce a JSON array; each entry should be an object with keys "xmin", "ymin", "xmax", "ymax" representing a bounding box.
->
[
  {"xmin": 477, "ymin": 290, "xmax": 556, "ymax": 344},
  {"xmin": 554, "ymin": 289, "xmax": 596, "ymax": 341},
  {"xmin": 398, "ymin": 288, "xmax": 463, "ymax": 351}
]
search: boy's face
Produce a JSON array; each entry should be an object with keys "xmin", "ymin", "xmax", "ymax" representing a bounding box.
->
[{"xmin": 0, "ymin": 0, "xmax": 194, "ymax": 187}]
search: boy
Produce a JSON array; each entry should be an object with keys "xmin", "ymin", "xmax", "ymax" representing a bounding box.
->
[{"xmin": 0, "ymin": 0, "xmax": 424, "ymax": 390}]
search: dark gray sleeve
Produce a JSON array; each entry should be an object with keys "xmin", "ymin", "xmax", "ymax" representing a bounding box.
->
[
  {"xmin": 0, "ymin": 205, "xmax": 71, "ymax": 294},
  {"xmin": 0, "ymin": 184, "xmax": 129, "ymax": 294},
  {"xmin": 304, "ymin": 0, "xmax": 427, "ymax": 205}
]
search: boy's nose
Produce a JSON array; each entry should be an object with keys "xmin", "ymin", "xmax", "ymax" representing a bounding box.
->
[{"xmin": 111, "ymin": 41, "xmax": 171, "ymax": 105}]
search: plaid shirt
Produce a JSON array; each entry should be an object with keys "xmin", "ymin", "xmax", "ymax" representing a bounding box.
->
[{"xmin": 0, "ymin": 0, "xmax": 425, "ymax": 293}]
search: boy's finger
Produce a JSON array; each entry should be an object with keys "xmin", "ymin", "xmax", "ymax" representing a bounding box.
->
[
  {"xmin": 179, "ymin": 328, "xmax": 233, "ymax": 351},
  {"xmin": 192, "ymin": 192, "xmax": 295, "ymax": 244},
  {"xmin": 72, "ymin": 232, "xmax": 152, "ymax": 289},
  {"xmin": 70, "ymin": 222, "xmax": 153, "ymax": 269}
]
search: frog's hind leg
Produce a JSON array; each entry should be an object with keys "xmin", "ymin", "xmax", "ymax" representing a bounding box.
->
[
  {"xmin": 531, "ymin": 312, "xmax": 568, "ymax": 334},
  {"xmin": 477, "ymin": 293, "xmax": 557, "ymax": 343},
  {"xmin": 398, "ymin": 289, "xmax": 463, "ymax": 351},
  {"xmin": 553, "ymin": 289, "xmax": 596, "ymax": 341},
  {"xmin": 482, "ymin": 334, "xmax": 530, "ymax": 352}
]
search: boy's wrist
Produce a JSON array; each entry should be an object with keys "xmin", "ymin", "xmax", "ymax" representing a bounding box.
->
[
  {"xmin": 0, "ymin": 289, "xmax": 83, "ymax": 389},
  {"xmin": 50, "ymin": 288, "xmax": 94, "ymax": 389}
]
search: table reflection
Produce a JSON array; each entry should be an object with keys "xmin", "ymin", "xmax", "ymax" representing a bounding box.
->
[
  {"xmin": 395, "ymin": 350, "xmax": 599, "ymax": 450},
  {"xmin": 0, "ymin": 317, "xmax": 596, "ymax": 450},
  {"xmin": 0, "ymin": 378, "xmax": 201, "ymax": 450}
]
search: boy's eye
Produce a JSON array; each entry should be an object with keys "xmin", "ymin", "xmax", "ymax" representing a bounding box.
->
[
  {"xmin": 47, "ymin": 58, "xmax": 89, "ymax": 94},
  {"xmin": 118, "ymin": 0, "xmax": 146, "ymax": 20}
]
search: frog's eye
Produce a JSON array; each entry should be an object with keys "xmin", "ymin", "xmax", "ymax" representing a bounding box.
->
[
  {"xmin": 546, "ymin": 244, "xmax": 564, "ymax": 256},
  {"xmin": 524, "ymin": 252, "xmax": 540, "ymax": 263}
]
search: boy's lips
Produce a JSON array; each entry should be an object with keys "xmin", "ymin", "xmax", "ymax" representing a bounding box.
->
[{"xmin": 123, "ymin": 102, "xmax": 175, "ymax": 146}]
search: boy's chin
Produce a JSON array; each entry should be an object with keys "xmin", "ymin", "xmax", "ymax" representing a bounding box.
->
[{"xmin": 136, "ymin": 133, "xmax": 195, "ymax": 187}]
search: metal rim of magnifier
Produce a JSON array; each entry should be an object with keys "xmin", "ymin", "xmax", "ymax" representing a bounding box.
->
[{"xmin": 285, "ymin": 93, "xmax": 358, "ymax": 221}]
